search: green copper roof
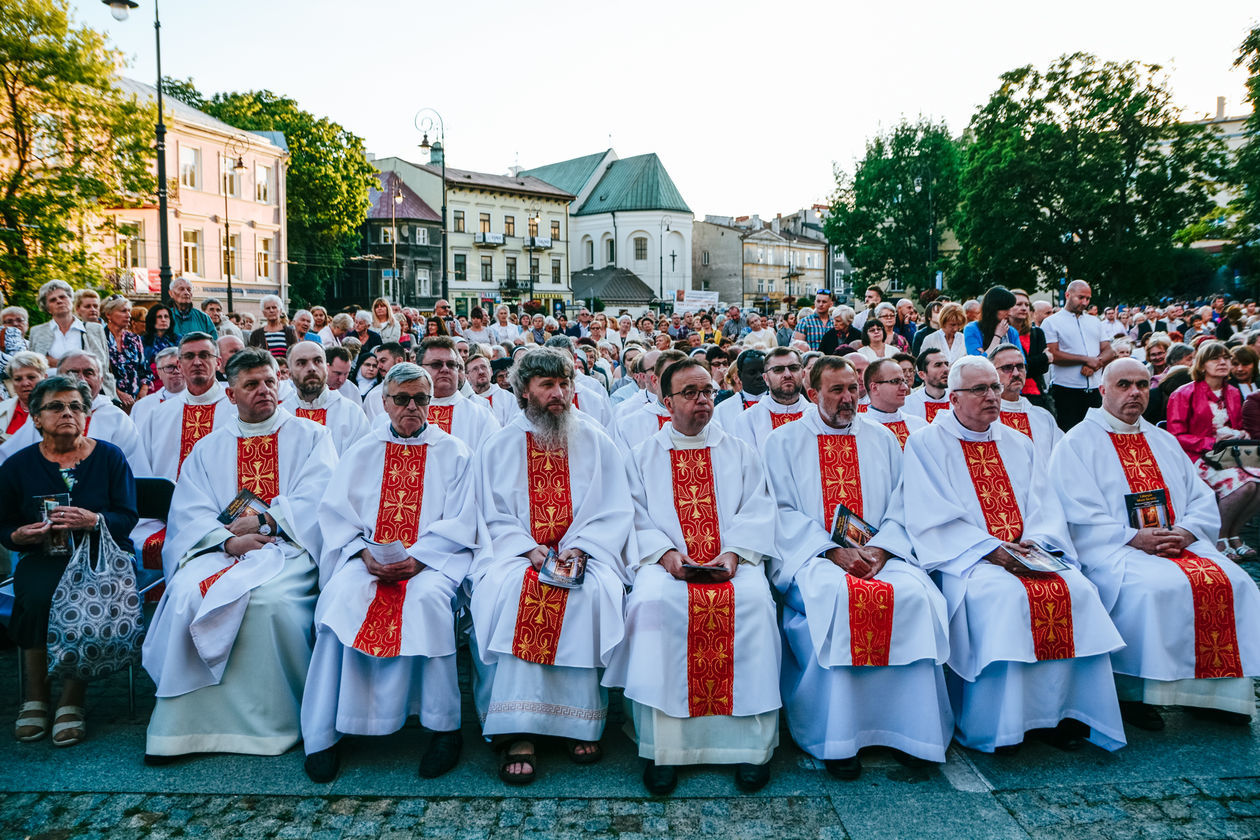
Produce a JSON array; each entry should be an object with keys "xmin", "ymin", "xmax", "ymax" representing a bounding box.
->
[
  {"xmin": 575, "ymin": 153, "xmax": 691, "ymax": 216},
  {"xmin": 519, "ymin": 150, "xmax": 610, "ymax": 197}
]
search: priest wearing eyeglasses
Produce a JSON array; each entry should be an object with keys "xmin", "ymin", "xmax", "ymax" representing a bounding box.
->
[
  {"xmin": 386, "ymin": 336, "xmax": 498, "ymax": 450},
  {"xmin": 990, "ymin": 343, "xmax": 1061, "ymax": 464},
  {"xmin": 897, "ymin": 355, "xmax": 1126, "ymax": 754},
  {"xmin": 729, "ymin": 347, "xmax": 811, "ymax": 450}
]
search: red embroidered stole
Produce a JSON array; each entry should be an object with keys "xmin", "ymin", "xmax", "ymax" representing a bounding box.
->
[
  {"xmin": 511, "ymin": 434, "xmax": 575, "ymax": 665},
  {"xmin": 924, "ymin": 401, "xmax": 949, "ymax": 423},
  {"xmin": 960, "ymin": 440, "xmax": 1075, "ymax": 660},
  {"xmin": 199, "ymin": 432, "xmax": 281, "ymax": 596},
  {"xmin": 178, "ymin": 403, "xmax": 217, "ymax": 473},
  {"xmin": 657, "ymin": 414, "xmax": 670, "ymax": 429},
  {"xmin": 669, "ymin": 448, "xmax": 735, "ymax": 716},
  {"xmin": 882, "ymin": 420, "xmax": 910, "ymax": 449},
  {"xmin": 742, "ymin": 396, "xmax": 757, "ymax": 410},
  {"xmin": 818, "ymin": 435, "xmax": 894, "ymax": 666},
  {"xmin": 770, "ymin": 411, "xmax": 803, "ymax": 429},
  {"xmin": 295, "ymin": 407, "xmax": 327, "ymax": 425},
  {"xmin": 428, "ymin": 404, "xmax": 453, "ymax": 434},
  {"xmin": 857, "ymin": 403, "xmax": 868, "ymax": 413},
  {"xmin": 1000, "ymin": 410, "xmax": 1032, "ymax": 439},
  {"xmin": 1108, "ymin": 433, "xmax": 1242, "ymax": 678},
  {"xmin": 142, "ymin": 528, "xmax": 166, "ymax": 602},
  {"xmin": 352, "ymin": 443, "xmax": 428, "ymax": 657}
]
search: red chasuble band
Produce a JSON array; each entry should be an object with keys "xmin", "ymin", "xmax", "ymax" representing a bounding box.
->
[
  {"xmin": 511, "ymin": 434, "xmax": 575, "ymax": 665},
  {"xmin": 142, "ymin": 528, "xmax": 166, "ymax": 603},
  {"xmin": 1107, "ymin": 434, "xmax": 1242, "ymax": 678},
  {"xmin": 1000, "ymin": 411, "xmax": 1032, "ymax": 439},
  {"xmin": 670, "ymin": 448, "xmax": 736, "ymax": 716},
  {"xmin": 178, "ymin": 403, "xmax": 217, "ymax": 473},
  {"xmin": 770, "ymin": 411, "xmax": 803, "ymax": 429},
  {"xmin": 882, "ymin": 420, "xmax": 910, "ymax": 449},
  {"xmin": 924, "ymin": 402, "xmax": 949, "ymax": 423},
  {"xmin": 353, "ymin": 442, "xmax": 428, "ymax": 657},
  {"xmin": 428, "ymin": 405, "xmax": 453, "ymax": 435},
  {"xmin": 657, "ymin": 414, "xmax": 670, "ymax": 429},
  {"xmin": 295, "ymin": 407, "xmax": 327, "ymax": 425},
  {"xmin": 199, "ymin": 432, "xmax": 281, "ymax": 596},
  {"xmin": 960, "ymin": 440, "xmax": 1075, "ymax": 661}
]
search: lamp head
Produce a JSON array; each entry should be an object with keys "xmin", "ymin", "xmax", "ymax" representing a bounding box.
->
[
  {"xmin": 103, "ymin": 0, "xmax": 138, "ymax": 21},
  {"xmin": 233, "ymin": 156, "xmax": 246, "ymax": 174},
  {"xmin": 419, "ymin": 132, "xmax": 431, "ymax": 151},
  {"xmin": 394, "ymin": 189, "xmax": 404, "ymax": 206}
]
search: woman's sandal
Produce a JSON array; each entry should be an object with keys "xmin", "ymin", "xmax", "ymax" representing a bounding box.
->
[
  {"xmin": 1228, "ymin": 537, "xmax": 1257, "ymax": 560},
  {"xmin": 567, "ymin": 740, "xmax": 603, "ymax": 765},
  {"xmin": 15, "ymin": 701, "xmax": 49, "ymax": 742},
  {"xmin": 51, "ymin": 706, "xmax": 85, "ymax": 748},
  {"xmin": 497, "ymin": 740, "xmax": 537, "ymax": 786},
  {"xmin": 1217, "ymin": 539, "xmax": 1242, "ymax": 560}
]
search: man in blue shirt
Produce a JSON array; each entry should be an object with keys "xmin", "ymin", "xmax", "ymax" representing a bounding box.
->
[{"xmin": 167, "ymin": 277, "xmax": 218, "ymax": 341}]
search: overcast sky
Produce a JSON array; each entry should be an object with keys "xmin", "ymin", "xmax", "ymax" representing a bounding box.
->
[{"xmin": 74, "ymin": 0, "xmax": 1258, "ymax": 219}]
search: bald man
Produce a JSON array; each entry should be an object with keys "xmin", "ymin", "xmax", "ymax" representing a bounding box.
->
[
  {"xmin": 1050, "ymin": 358, "xmax": 1260, "ymax": 730},
  {"xmin": 1042, "ymin": 281, "xmax": 1114, "ymax": 431}
]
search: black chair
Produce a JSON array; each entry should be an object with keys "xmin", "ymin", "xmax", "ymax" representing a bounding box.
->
[{"xmin": 129, "ymin": 477, "xmax": 175, "ymax": 715}]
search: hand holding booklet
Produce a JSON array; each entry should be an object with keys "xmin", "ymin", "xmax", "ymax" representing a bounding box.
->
[
  {"xmin": 539, "ymin": 548, "xmax": 587, "ymax": 589},
  {"xmin": 217, "ymin": 488, "xmax": 270, "ymax": 525},
  {"xmin": 1008, "ymin": 543, "xmax": 1070, "ymax": 574},
  {"xmin": 367, "ymin": 539, "xmax": 411, "ymax": 566},
  {"xmin": 830, "ymin": 503, "xmax": 877, "ymax": 548}
]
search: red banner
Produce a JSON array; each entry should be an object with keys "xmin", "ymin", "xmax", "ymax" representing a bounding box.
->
[
  {"xmin": 1107, "ymin": 434, "xmax": 1242, "ymax": 678},
  {"xmin": 295, "ymin": 407, "xmax": 327, "ymax": 425}
]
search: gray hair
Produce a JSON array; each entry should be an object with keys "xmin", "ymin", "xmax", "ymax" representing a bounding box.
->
[
  {"xmin": 985, "ymin": 342, "xmax": 1023, "ymax": 362},
  {"xmin": 169, "ymin": 276, "xmax": 192, "ymax": 291},
  {"xmin": 832, "ymin": 305, "xmax": 855, "ymax": 325},
  {"xmin": 544, "ymin": 335, "xmax": 575, "ymax": 354},
  {"xmin": 29, "ymin": 375, "xmax": 92, "ymax": 415},
  {"xmin": 383, "ymin": 361, "xmax": 434, "ymax": 391},
  {"xmin": 874, "ymin": 301, "xmax": 896, "ymax": 318},
  {"xmin": 509, "ymin": 347, "xmax": 574, "ymax": 406},
  {"xmin": 224, "ymin": 346, "xmax": 277, "ymax": 386},
  {"xmin": 260, "ymin": 294, "xmax": 284, "ymax": 311},
  {"xmin": 5, "ymin": 350, "xmax": 46, "ymax": 378},
  {"xmin": 57, "ymin": 349, "xmax": 101, "ymax": 375},
  {"xmin": 354, "ymin": 309, "xmax": 372, "ymax": 324},
  {"xmin": 1147, "ymin": 331, "xmax": 1173, "ymax": 350},
  {"xmin": 948, "ymin": 355, "xmax": 998, "ymax": 391},
  {"xmin": 36, "ymin": 279, "xmax": 74, "ymax": 313},
  {"xmin": 331, "ymin": 313, "xmax": 354, "ymax": 331},
  {"xmin": 292, "ymin": 308, "xmax": 313, "ymax": 322},
  {"xmin": 1166, "ymin": 343, "xmax": 1195, "ymax": 366},
  {"xmin": 1, "ymin": 305, "xmax": 28, "ymax": 327},
  {"xmin": 543, "ymin": 316, "xmax": 559, "ymax": 331},
  {"xmin": 154, "ymin": 346, "xmax": 179, "ymax": 366}
]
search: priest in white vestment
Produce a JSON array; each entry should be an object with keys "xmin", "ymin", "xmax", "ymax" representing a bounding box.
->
[
  {"xmin": 469, "ymin": 347, "xmax": 633, "ymax": 785},
  {"xmin": 898, "ymin": 355, "xmax": 1126, "ymax": 753},
  {"xmin": 142, "ymin": 348, "xmax": 336, "ymax": 762},
  {"xmin": 386, "ymin": 336, "xmax": 499, "ymax": 450},
  {"xmin": 730, "ymin": 347, "xmax": 811, "ymax": 449},
  {"xmin": 544, "ymin": 336, "xmax": 614, "ymax": 427},
  {"xmin": 991, "ymin": 343, "xmax": 1061, "ymax": 464},
  {"xmin": 129, "ymin": 346, "xmax": 185, "ymax": 431},
  {"xmin": 608, "ymin": 357, "xmax": 781, "ymax": 796},
  {"xmin": 1050, "ymin": 358, "xmax": 1260, "ymax": 729},
  {"xmin": 860, "ymin": 358, "xmax": 928, "ymax": 450},
  {"xmin": 282, "ymin": 341, "xmax": 369, "ymax": 456},
  {"xmin": 764, "ymin": 356, "xmax": 951, "ymax": 779},
  {"xmin": 711, "ymin": 349, "xmax": 767, "ymax": 429},
  {"xmin": 902, "ymin": 347, "xmax": 951, "ymax": 423},
  {"xmin": 301, "ymin": 363, "xmax": 484, "ymax": 782},
  {"xmin": 466, "ymin": 352, "xmax": 518, "ymax": 427},
  {"xmin": 614, "ymin": 349, "xmax": 683, "ymax": 454},
  {"xmin": 325, "ymin": 346, "xmax": 363, "ymax": 407}
]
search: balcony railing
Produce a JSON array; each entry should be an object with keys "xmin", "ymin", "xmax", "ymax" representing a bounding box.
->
[
  {"xmin": 474, "ymin": 232, "xmax": 505, "ymax": 247},
  {"xmin": 525, "ymin": 236, "xmax": 552, "ymax": 249}
]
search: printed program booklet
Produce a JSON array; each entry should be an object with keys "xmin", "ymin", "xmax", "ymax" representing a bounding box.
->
[
  {"xmin": 35, "ymin": 492, "xmax": 73, "ymax": 556},
  {"xmin": 216, "ymin": 488, "xmax": 271, "ymax": 525},
  {"xmin": 830, "ymin": 502, "xmax": 877, "ymax": 548},
  {"xmin": 539, "ymin": 548, "xmax": 587, "ymax": 589},
  {"xmin": 1124, "ymin": 489, "xmax": 1170, "ymax": 530},
  {"xmin": 1011, "ymin": 543, "xmax": 1070, "ymax": 574}
]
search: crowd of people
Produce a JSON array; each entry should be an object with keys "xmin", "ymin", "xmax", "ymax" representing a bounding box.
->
[{"xmin": 2, "ymin": 276, "xmax": 1259, "ymax": 797}]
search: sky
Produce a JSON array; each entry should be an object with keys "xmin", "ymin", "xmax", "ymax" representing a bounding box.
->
[{"xmin": 73, "ymin": 0, "xmax": 1259, "ymax": 220}]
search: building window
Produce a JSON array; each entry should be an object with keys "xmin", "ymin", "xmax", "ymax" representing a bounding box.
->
[
  {"xmin": 530, "ymin": 258, "xmax": 539, "ymax": 284},
  {"xmin": 415, "ymin": 227, "xmax": 429, "ymax": 245},
  {"xmin": 256, "ymin": 236, "xmax": 272, "ymax": 279},
  {"xmin": 415, "ymin": 268, "xmax": 431, "ymax": 297},
  {"xmin": 181, "ymin": 228, "xmax": 201, "ymax": 275},
  {"xmin": 221, "ymin": 232, "xmax": 240, "ymax": 278},
  {"xmin": 453, "ymin": 210, "xmax": 465, "ymax": 233},
  {"xmin": 454, "ymin": 253, "xmax": 467, "ymax": 282},
  {"xmin": 585, "ymin": 239, "xmax": 594, "ymax": 266},
  {"xmin": 606, "ymin": 240, "xmax": 615, "ymax": 264},
  {"xmin": 504, "ymin": 215, "xmax": 515, "ymax": 237},
  {"xmin": 634, "ymin": 237, "xmax": 648, "ymax": 260},
  {"xmin": 221, "ymin": 155, "xmax": 240, "ymax": 198},
  {"xmin": 757, "ymin": 278, "xmax": 764, "ymax": 293},
  {"xmin": 479, "ymin": 213, "xmax": 491, "ymax": 234},
  {"xmin": 481, "ymin": 255, "xmax": 493, "ymax": 282},
  {"xmin": 550, "ymin": 220, "xmax": 560, "ymax": 241},
  {"xmin": 702, "ymin": 250, "xmax": 710, "ymax": 266},
  {"xmin": 551, "ymin": 259, "xmax": 561, "ymax": 284},
  {"xmin": 179, "ymin": 146, "xmax": 200, "ymax": 190},
  {"xmin": 118, "ymin": 220, "xmax": 144, "ymax": 268},
  {"xmin": 380, "ymin": 226, "xmax": 394, "ymax": 245},
  {"xmin": 255, "ymin": 164, "xmax": 271, "ymax": 203},
  {"xmin": 768, "ymin": 279, "xmax": 776, "ymax": 293},
  {"xmin": 505, "ymin": 257, "xmax": 517, "ymax": 286},
  {"xmin": 528, "ymin": 215, "xmax": 539, "ymax": 237}
]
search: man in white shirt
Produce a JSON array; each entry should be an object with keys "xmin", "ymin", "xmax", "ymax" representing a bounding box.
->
[
  {"xmin": 284, "ymin": 341, "xmax": 369, "ymax": 455},
  {"xmin": 1043, "ymin": 281, "xmax": 1114, "ymax": 431},
  {"xmin": 861, "ymin": 359, "xmax": 927, "ymax": 449},
  {"xmin": 902, "ymin": 348, "xmax": 950, "ymax": 423}
]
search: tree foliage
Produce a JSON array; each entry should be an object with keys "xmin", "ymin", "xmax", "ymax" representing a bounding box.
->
[
  {"xmin": 1231, "ymin": 27, "xmax": 1260, "ymax": 284},
  {"xmin": 823, "ymin": 117, "xmax": 960, "ymax": 296},
  {"xmin": 957, "ymin": 52, "xmax": 1227, "ymax": 303},
  {"xmin": 0, "ymin": 0, "xmax": 153, "ymax": 310},
  {"xmin": 166, "ymin": 80, "xmax": 376, "ymax": 309}
]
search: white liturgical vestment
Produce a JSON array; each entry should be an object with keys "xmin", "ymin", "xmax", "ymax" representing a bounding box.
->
[
  {"xmin": 898, "ymin": 409, "xmax": 1126, "ymax": 752},
  {"xmin": 764, "ymin": 410, "xmax": 952, "ymax": 762},
  {"xmin": 998, "ymin": 396, "xmax": 1062, "ymax": 465},
  {"xmin": 142, "ymin": 410, "xmax": 335, "ymax": 757},
  {"xmin": 373, "ymin": 391, "xmax": 497, "ymax": 452},
  {"xmin": 0, "ymin": 394, "xmax": 150, "ymax": 475},
  {"xmin": 711, "ymin": 391, "xmax": 761, "ymax": 430},
  {"xmin": 729, "ymin": 393, "xmax": 811, "ymax": 451},
  {"xmin": 613, "ymin": 394, "xmax": 672, "ymax": 455},
  {"xmin": 137, "ymin": 382, "xmax": 236, "ymax": 482},
  {"xmin": 284, "ymin": 386, "xmax": 370, "ymax": 456},
  {"xmin": 302, "ymin": 422, "xmax": 484, "ymax": 754},
  {"xmin": 1051, "ymin": 408, "xmax": 1260, "ymax": 716},
  {"xmin": 902, "ymin": 387, "xmax": 951, "ymax": 423},
  {"xmin": 861, "ymin": 405, "xmax": 928, "ymax": 450},
  {"xmin": 473, "ymin": 383, "xmax": 519, "ymax": 427}
]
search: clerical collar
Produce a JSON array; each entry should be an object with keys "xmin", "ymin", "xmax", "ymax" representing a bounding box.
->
[
  {"xmin": 237, "ymin": 409, "xmax": 284, "ymax": 437},
  {"xmin": 765, "ymin": 395, "xmax": 806, "ymax": 413},
  {"xmin": 940, "ymin": 408, "xmax": 993, "ymax": 442},
  {"xmin": 431, "ymin": 392, "xmax": 461, "ymax": 406},
  {"xmin": 669, "ymin": 424, "xmax": 710, "ymax": 449},
  {"xmin": 297, "ymin": 387, "xmax": 330, "ymax": 409},
  {"xmin": 864, "ymin": 406, "xmax": 902, "ymax": 423},
  {"xmin": 742, "ymin": 392, "xmax": 763, "ymax": 405},
  {"xmin": 1000, "ymin": 397, "xmax": 1026, "ymax": 412},
  {"xmin": 186, "ymin": 382, "xmax": 223, "ymax": 405},
  {"xmin": 389, "ymin": 422, "xmax": 426, "ymax": 441},
  {"xmin": 1100, "ymin": 408, "xmax": 1141, "ymax": 434}
]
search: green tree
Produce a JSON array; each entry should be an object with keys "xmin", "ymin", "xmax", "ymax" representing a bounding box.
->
[
  {"xmin": 823, "ymin": 117, "xmax": 960, "ymax": 296},
  {"xmin": 958, "ymin": 52, "xmax": 1227, "ymax": 303},
  {"xmin": 0, "ymin": 0, "xmax": 153, "ymax": 309},
  {"xmin": 1231, "ymin": 27, "xmax": 1260, "ymax": 287},
  {"xmin": 166, "ymin": 82, "xmax": 376, "ymax": 309}
]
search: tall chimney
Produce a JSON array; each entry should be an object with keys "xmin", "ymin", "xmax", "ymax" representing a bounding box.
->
[{"xmin": 1217, "ymin": 96, "xmax": 1226, "ymax": 120}]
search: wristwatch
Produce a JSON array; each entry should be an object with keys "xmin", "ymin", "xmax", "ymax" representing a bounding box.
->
[{"xmin": 257, "ymin": 514, "xmax": 272, "ymax": 536}]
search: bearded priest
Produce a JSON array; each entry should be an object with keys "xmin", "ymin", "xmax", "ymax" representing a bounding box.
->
[
  {"xmin": 142, "ymin": 348, "xmax": 336, "ymax": 763},
  {"xmin": 301, "ymin": 362, "xmax": 483, "ymax": 783},
  {"xmin": 898, "ymin": 355, "xmax": 1126, "ymax": 754},
  {"xmin": 468, "ymin": 347, "xmax": 633, "ymax": 786},
  {"xmin": 609, "ymin": 356, "xmax": 780, "ymax": 796},
  {"xmin": 1050, "ymin": 358, "xmax": 1260, "ymax": 731},
  {"xmin": 284, "ymin": 341, "xmax": 369, "ymax": 456},
  {"xmin": 729, "ymin": 347, "xmax": 811, "ymax": 449},
  {"xmin": 763, "ymin": 355, "xmax": 951, "ymax": 780}
]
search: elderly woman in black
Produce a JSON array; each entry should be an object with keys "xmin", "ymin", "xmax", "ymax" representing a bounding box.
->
[{"xmin": 0, "ymin": 376, "xmax": 137, "ymax": 747}]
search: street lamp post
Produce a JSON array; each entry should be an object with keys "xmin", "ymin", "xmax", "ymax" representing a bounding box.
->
[
  {"xmin": 222, "ymin": 135, "xmax": 248, "ymax": 313},
  {"xmin": 658, "ymin": 215, "xmax": 672, "ymax": 300},
  {"xmin": 415, "ymin": 109, "xmax": 447, "ymax": 302},
  {"xmin": 102, "ymin": 0, "xmax": 172, "ymax": 301},
  {"xmin": 390, "ymin": 175, "xmax": 402, "ymax": 301},
  {"xmin": 526, "ymin": 205, "xmax": 540, "ymax": 304}
]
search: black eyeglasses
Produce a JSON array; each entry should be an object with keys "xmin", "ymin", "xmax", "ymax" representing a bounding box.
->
[
  {"xmin": 40, "ymin": 401, "xmax": 88, "ymax": 414},
  {"xmin": 669, "ymin": 387, "xmax": 716, "ymax": 402},
  {"xmin": 995, "ymin": 363, "xmax": 1026, "ymax": 374},
  {"xmin": 423, "ymin": 360, "xmax": 461, "ymax": 370},
  {"xmin": 388, "ymin": 394, "xmax": 432, "ymax": 407}
]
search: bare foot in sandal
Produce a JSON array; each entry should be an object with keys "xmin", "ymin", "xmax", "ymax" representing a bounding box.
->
[
  {"xmin": 568, "ymin": 740, "xmax": 602, "ymax": 764},
  {"xmin": 498, "ymin": 739, "xmax": 536, "ymax": 786}
]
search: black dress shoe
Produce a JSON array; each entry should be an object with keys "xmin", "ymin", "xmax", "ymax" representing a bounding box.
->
[
  {"xmin": 418, "ymin": 730, "xmax": 463, "ymax": 779},
  {"xmin": 994, "ymin": 743, "xmax": 1022, "ymax": 756},
  {"xmin": 1039, "ymin": 720, "xmax": 1085, "ymax": 752},
  {"xmin": 143, "ymin": 753, "xmax": 177, "ymax": 767},
  {"xmin": 643, "ymin": 761, "xmax": 678, "ymax": 796},
  {"xmin": 1190, "ymin": 707, "xmax": 1253, "ymax": 727},
  {"xmin": 304, "ymin": 745, "xmax": 341, "ymax": 783},
  {"xmin": 1120, "ymin": 701, "xmax": 1165, "ymax": 732},
  {"xmin": 891, "ymin": 750, "xmax": 931, "ymax": 768},
  {"xmin": 734, "ymin": 762, "xmax": 771, "ymax": 792},
  {"xmin": 824, "ymin": 756, "xmax": 862, "ymax": 780}
]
